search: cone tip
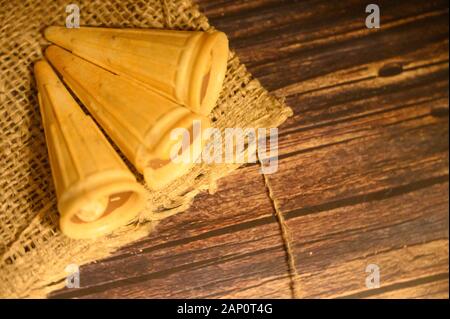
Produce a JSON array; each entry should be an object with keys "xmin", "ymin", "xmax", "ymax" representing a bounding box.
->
[
  {"xmin": 34, "ymin": 59, "xmax": 56, "ymax": 86},
  {"xmin": 34, "ymin": 59, "xmax": 47, "ymax": 73},
  {"xmin": 44, "ymin": 44, "xmax": 56, "ymax": 55},
  {"xmin": 44, "ymin": 44, "xmax": 65, "ymax": 61},
  {"xmin": 44, "ymin": 26, "xmax": 63, "ymax": 42}
]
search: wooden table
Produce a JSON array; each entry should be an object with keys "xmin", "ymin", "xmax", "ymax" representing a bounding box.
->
[{"xmin": 51, "ymin": 0, "xmax": 449, "ymax": 298}]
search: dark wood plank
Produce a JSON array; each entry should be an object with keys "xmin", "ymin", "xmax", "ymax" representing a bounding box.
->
[
  {"xmin": 199, "ymin": 0, "xmax": 448, "ymax": 67},
  {"xmin": 284, "ymin": 182, "xmax": 449, "ymax": 298},
  {"xmin": 64, "ymin": 234, "xmax": 291, "ymax": 298},
  {"xmin": 200, "ymin": 0, "xmax": 448, "ymax": 127},
  {"xmin": 267, "ymin": 107, "xmax": 448, "ymax": 213},
  {"xmin": 277, "ymin": 43, "xmax": 448, "ymax": 130}
]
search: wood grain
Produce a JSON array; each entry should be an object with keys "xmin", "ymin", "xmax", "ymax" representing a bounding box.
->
[
  {"xmin": 50, "ymin": 0, "xmax": 449, "ymax": 298},
  {"xmin": 364, "ymin": 275, "xmax": 449, "ymax": 299},
  {"xmin": 285, "ymin": 183, "xmax": 449, "ymax": 298}
]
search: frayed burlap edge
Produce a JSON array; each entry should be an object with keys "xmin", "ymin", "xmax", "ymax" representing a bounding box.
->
[{"xmin": 0, "ymin": 0, "xmax": 292, "ymax": 298}]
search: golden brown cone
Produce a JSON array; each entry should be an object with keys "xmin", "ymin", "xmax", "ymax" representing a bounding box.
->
[
  {"xmin": 44, "ymin": 26, "xmax": 229, "ymax": 115},
  {"xmin": 34, "ymin": 60, "xmax": 146, "ymax": 239}
]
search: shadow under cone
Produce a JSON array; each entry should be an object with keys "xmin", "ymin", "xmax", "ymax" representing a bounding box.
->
[
  {"xmin": 45, "ymin": 45, "xmax": 211, "ymax": 190},
  {"xmin": 34, "ymin": 60, "xmax": 146, "ymax": 239},
  {"xmin": 44, "ymin": 26, "xmax": 229, "ymax": 115}
]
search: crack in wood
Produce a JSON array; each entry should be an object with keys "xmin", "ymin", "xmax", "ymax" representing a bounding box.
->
[{"xmin": 260, "ymin": 168, "xmax": 301, "ymax": 298}]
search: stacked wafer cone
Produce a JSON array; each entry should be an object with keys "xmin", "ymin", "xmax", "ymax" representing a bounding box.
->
[{"xmin": 35, "ymin": 26, "xmax": 229, "ymax": 239}]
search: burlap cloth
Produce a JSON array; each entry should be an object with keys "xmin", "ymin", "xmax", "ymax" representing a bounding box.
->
[{"xmin": 0, "ymin": 0, "xmax": 292, "ymax": 298}]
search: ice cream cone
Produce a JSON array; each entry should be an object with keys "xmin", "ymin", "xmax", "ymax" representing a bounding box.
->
[
  {"xmin": 45, "ymin": 45, "xmax": 211, "ymax": 190},
  {"xmin": 44, "ymin": 26, "xmax": 229, "ymax": 115},
  {"xmin": 34, "ymin": 60, "xmax": 146, "ymax": 239}
]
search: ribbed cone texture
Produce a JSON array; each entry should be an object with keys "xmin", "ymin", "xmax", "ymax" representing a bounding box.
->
[
  {"xmin": 45, "ymin": 45, "xmax": 211, "ymax": 190},
  {"xmin": 34, "ymin": 60, "xmax": 146, "ymax": 239},
  {"xmin": 44, "ymin": 26, "xmax": 229, "ymax": 115}
]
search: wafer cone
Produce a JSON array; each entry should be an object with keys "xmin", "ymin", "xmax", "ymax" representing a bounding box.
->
[
  {"xmin": 44, "ymin": 26, "xmax": 229, "ymax": 115},
  {"xmin": 45, "ymin": 45, "xmax": 211, "ymax": 190},
  {"xmin": 34, "ymin": 60, "xmax": 146, "ymax": 239}
]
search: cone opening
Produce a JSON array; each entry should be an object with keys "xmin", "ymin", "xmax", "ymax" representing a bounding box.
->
[
  {"xmin": 200, "ymin": 68, "xmax": 211, "ymax": 105},
  {"xmin": 144, "ymin": 122, "xmax": 206, "ymax": 190},
  {"xmin": 148, "ymin": 158, "xmax": 171, "ymax": 170},
  {"xmin": 196, "ymin": 32, "xmax": 228, "ymax": 115},
  {"xmin": 72, "ymin": 191, "xmax": 134, "ymax": 224},
  {"xmin": 147, "ymin": 123, "xmax": 196, "ymax": 170},
  {"xmin": 60, "ymin": 183, "xmax": 146, "ymax": 239}
]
